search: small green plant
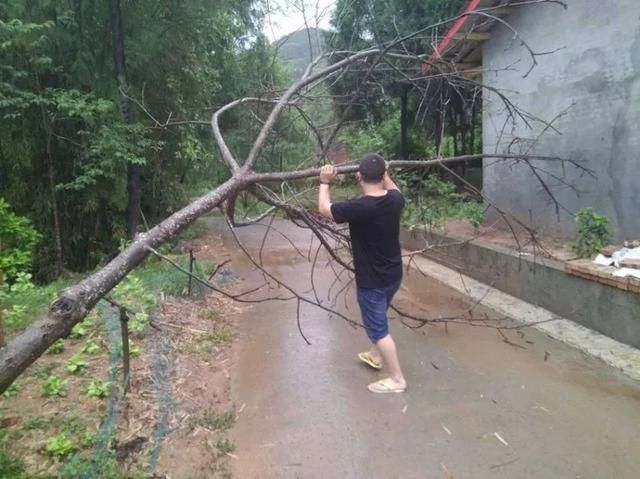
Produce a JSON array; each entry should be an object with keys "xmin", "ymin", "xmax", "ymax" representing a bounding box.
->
[
  {"xmin": 67, "ymin": 355, "xmax": 88, "ymax": 375},
  {"xmin": 197, "ymin": 327, "xmax": 232, "ymax": 345},
  {"xmin": 70, "ymin": 323, "xmax": 87, "ymax": 338},
  {"xmin": 0, "ymin": 198, "xmax": 41, "ymax": 281},
  {"xmin": 58, "ymin": 451, "xmax": 125, "ymax": 479},
  {"xmin": 574, "ymin": 207, "xmax": 610, "ymax": 258},
  {"xmin": 45, "ymin": 433, "xmax": 76, "ymax": 458},
  {"xmin": 24, "ymin": 415, "xmax": 51, "ymax": 431},
  {"xmin": 191, "ymin": 408, "xmax": 235, "ymax": 432},
  {"xmin": 216, "ymin": 438, "xmax": 235, "ymax": 454},
  {"xmin": 129, "ymin": 342, "xmax": 142, "ymax": 357},
  {"xmin": 2, "ymin": 382, "xmax": 19, "ymax": 398},
  {"xmin": 82, "ymin": 339, "xmax": 101, "ymax": 354},
  {"xmin": 129, "ymin": 311, "xmax": 149, "ymax": 332},
  {"xmin": 0, "ymin": 451, "xmax": 30, "ymax": 479},
  {"xmin": 79, "ymin": 431, "xmax": 97, "ymax": 449},
  {"xmin": 42, "ymin": 375, "xmax": 68, "ymax": 397},
  {"xmin": 48, "ymin": 338, "xmax": 66, "ymax": 354},
  {"xmin": 4, "ymin": 304, "xmax": 27, "ymax": 329},
  {"xmin": 398, "ymin": 174, "xmax": 484, "ymax": 229},
  {"xmin": 86, "ymin": 379, "xmax": 110, "ymax": 399}
]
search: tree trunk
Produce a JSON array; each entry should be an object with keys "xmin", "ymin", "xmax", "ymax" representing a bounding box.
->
[
  {"xmin": 0, "ymin": 176, "xmax": 242, "ymax": 392},
  {"xmin": 400, "ymin": 84, "xmax": 409, "ymax": 160},
  {"xmin": 0, "ymin": 271, "xmax": 4, "ymax": 348},
  {"xmin": 110, "ymin": 0, "xmax": 142, "ymax": 240},
  {"xmin": 46, "ymin": 130, "xmax": 64, "ymax": 275}
]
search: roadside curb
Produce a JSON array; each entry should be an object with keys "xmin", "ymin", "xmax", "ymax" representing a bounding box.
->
[{"xmin": 404, "ymin": 253, "xmax": 640, "ymax": 383}]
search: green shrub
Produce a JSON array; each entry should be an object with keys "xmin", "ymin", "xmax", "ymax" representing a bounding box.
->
[
  {"xmin": 0, "ymin": 273, "xmax": 70, "ymax": 333},
  {"xmin": 67, "ymin": 355, "xmax": 88, "ymax": 375},
  {"xmin": 0, "ymin": 198, "xmax": 41, "ymax": 280},
  {"xmin": 48, "ymin": 339, "xmax": 65, "ymax": 354},
  {"xmin": 0, "ymin": 451, "xmax": 29, "ymax": 479},
  {"xmin": 69, "ymin": 323, "xmax": 87, "ymax": 339},
  {"xmin": 86, "ymin": 379, "xmax": 110, "ymax": 399},
  {"xmin": 574, "ymin": 207, "xmax": 610, "ymax": 258},
  {"xmin": 399, "ymin": 174, "xmax": 483, "ymax": 229},
  {"xmin": 44, "ymin": 433, "xmax": 76, "ymax": 458},
  {"xmin": 58, "ymin": 452, "xmax": 125, "ymax": 479},
  {"xmin": 42, "ymin": 375, "xmax": 68, "ymax": 397},
  {"xmin": 2, "ymin": 382, "xmax": 19, "ymax": 398},
  {"xmin": 82, "ymin": 340, "xmax": 101, "ymax": 354}
]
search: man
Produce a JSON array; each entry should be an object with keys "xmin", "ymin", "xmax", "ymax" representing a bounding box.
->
[{"xmin": 317, "ymin": 153, "xmax": 407, "ymax": 393}]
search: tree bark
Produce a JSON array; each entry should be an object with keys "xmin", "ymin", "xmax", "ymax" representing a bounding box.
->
[
  {"xmin": 110, "ymin": 0, "xmax": 142, "ymax": 240},
  {"xmin": 0, "ymin": 176, "xmax": 242, "ymax": 392},
  {"xmin": 46, "ymin": 129, "xmax": 64, "ymax": 275},
  {"xmin": 400, "ymin": 84, "xmax": 409, "ymax": 161}
]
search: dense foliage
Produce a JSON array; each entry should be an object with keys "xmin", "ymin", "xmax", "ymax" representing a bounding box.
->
[
  {"xmin": 574, "ymin": 207, "xmax": 610, "ymax": 258},
  {"xmin": 0, "ymin": 0, "xmax": 298, "ymax": 281},
  {"xmin": 326, "ymin": 0, "xmax": 480, "ymax": 162}
]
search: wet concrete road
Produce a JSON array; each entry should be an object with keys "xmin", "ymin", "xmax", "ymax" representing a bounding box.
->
[{"xmin": 221, "ymin": 219, "xmax": 640, "ymax": 479}]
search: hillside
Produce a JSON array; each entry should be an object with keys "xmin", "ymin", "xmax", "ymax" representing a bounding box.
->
[{"xmin": 276, "ymin": 27, "xmax": 327, "ymax": 79}]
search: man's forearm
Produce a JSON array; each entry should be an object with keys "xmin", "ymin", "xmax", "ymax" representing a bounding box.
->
[
  {"xmin": 318, "ymin": 183, "xmax": 333, "ymax": 218},
  {"xmin": 383, "ymin": 174, "xmax": 399, "ymax": 191}
]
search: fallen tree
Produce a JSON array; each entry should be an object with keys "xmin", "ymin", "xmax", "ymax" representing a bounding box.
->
[{"xmin": 0, "ymin": 2, "xmax": 581, "ymax": 392}]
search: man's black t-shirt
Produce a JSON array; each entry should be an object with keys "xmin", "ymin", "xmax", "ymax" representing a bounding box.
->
[{"xmin": 331, "ymin": 189, "xmax": 405, "ymax": 289}]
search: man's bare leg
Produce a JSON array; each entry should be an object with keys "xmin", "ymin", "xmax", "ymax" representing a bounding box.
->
[
  {"xmin": 375, "ymin": 334, "xmax": 406, "ymax": 387},
  {"xmin": 368, "ymin": 345, "xmax": 382, "ymax": 364}
]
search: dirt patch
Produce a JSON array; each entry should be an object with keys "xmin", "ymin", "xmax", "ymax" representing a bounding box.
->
[
  {"xmin": 439, "ymin": 219, "xmax": 577, "ymax": 261},
  {"xmin": 0, "ymin": 226, "xmax": 245, "ymax": 478}
]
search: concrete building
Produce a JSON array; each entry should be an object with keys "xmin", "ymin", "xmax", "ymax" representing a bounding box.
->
[{"xmin": 430, "ymin": 0, "xmax": 640, "ymax": 241}]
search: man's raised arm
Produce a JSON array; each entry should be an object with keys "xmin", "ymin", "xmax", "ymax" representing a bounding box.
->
[
  {"xmin": 383, "ymin": 162, "xmax": 399, "ymax": 191},
  {"xmin": 318, "ymin": 164, "xmax": 337, "ymax": 219}
]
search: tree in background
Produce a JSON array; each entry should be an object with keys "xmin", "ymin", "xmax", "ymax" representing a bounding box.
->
[
  {"xmin": 325, "ymin": 0, "xmax": 478, "ymax": 165},
  {"xmin": 0, "ymin": 0, "xmax": 296, "ymax": 280}
]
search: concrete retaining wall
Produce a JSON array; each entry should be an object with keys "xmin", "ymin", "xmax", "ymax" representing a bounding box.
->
[{"xmin": 401, "ymin": 228, "xmax": 640, "ymax": 349}]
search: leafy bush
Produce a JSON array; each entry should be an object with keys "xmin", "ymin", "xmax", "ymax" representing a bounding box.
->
[
  {"xmin": 67, "ymin": 355, "xmax": 88, "ymax": 375},
  {"xmin": 0, "ymin": 273, "xmax": 70, "ymax": 332},
  {"xmin": 0, "ymin": 451, "xmax": 29, "ymax": 479},
  {"xmin": 0, "ymin": 198, "xmax": 41, "ymax": 280},
  {"xmin": 58, "ymin": 452, "xmax": 126, "ymax": 479},
  {"xmin": 48, "ymin": 339, "xmax": 65, "ymax": 354},
  {"xmin": 69, "ymin": 323, "xmax": 87, "ymax": 339},
  {"xmin": 574, "ymin": 207, "xmax": 610, "ymax": 258},
  {"xmin": 2, "ymin": 382, "xmax": 19, "ymax": 398},
  {"xmin": 45, "ymin": 433, "xmax": 76, "ymax": 458},
  {"xmin": 82, "ymin": 340, "xmax": 100, "ymax": 354},
  {"xmin": 399, "ymin": 174, "xmax": 484, "ymax": 229},
  {"xmin": 42, "ymin": 375, "xmax": 67, "ymax": 397},
  {"xmin": 86, "ymin": 379, "xmax": 110, "ymax": 399}
]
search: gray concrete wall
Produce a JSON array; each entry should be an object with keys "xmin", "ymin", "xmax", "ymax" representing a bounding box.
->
[
  {"xmin": 482, "ymin": 0, "xmax": 640, "ymax": 241},
  {"xmin": 401, "ymin": 228, "xmax": 640, "ymax": 349}
]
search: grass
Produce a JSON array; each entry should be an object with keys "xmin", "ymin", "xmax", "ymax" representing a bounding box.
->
[
  {"xmin": 1, "ymin": 276, "xmax": 72, "ymax": 333},
  {"xmin": 196, "ymin": 328, "xmax": 232, "ymax": 345},
  {"xmin": 23, "ymin": 415, "xmax": 51, "ymax": 431},
  {"xmin": 0, "ymin": 451, "xmax": 30, "ymax": 479},
  {"xmin": 190, "ymin": 408, "xmax": 236, "ymax": 432},
  {"xmin": 135, "ymin": 255, "xmax": 216, "ymax": 298},
  {"xmin": 216, "ymin": 438, "xmax": 235, "ymax": 454}
]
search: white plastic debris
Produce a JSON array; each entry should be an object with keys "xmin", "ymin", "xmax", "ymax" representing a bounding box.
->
[
  {"xmin": 594, "ymin": 247, "xmax": 640, "ymax": 268},
  {"xmin": 612, "ymin": 268, "xmax": 640, "ymax": 279},
  {"xmin": 593, "ymin": 254, "xmax": 613, "ymax": 266}
]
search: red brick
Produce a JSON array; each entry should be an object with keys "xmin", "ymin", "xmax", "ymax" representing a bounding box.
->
[{"xmin": 600, "ymin": 245, "xmax": 620, "ymax": 256}]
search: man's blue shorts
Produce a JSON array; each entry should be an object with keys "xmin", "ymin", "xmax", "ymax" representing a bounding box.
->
[{"xmin": 356, "ymin": 280, "xmax": 401, "ymax": 343}]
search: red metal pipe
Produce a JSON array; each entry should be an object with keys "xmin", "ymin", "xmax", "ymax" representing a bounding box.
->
[{"xmin": 421, "ymin": 0, "xmax": 482, "ymax": 74}]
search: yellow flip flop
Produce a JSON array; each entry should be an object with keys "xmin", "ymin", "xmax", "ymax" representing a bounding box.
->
[
  {"xmin": 358, "ymin": 351, "xmax": 382, "ymax": 370},
  {"xmin": 368, "ymin": 378, "xmax": 406, "ymax": 394}
]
